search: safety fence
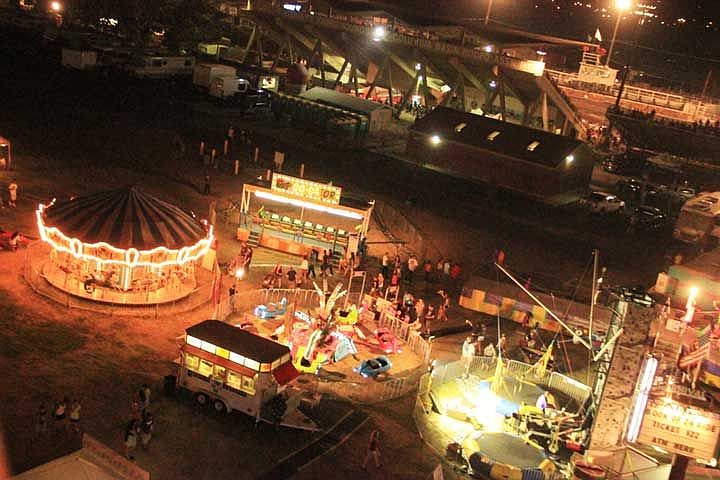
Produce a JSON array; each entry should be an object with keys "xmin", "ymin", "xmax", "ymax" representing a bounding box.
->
[
  {"xmin": 317, "ymin": 367, "xmax": 424, "ymax": 405},
  {"xmin": 369, "ymin": 295, "xmax": 433, "ymax": 365},
  {"xmin": 22, "ymin": 242, "xmax": 214, "ymax": 318},
  {"xmin": 429, "ymin": 357, "xmax": 592, "ymax": 409}
]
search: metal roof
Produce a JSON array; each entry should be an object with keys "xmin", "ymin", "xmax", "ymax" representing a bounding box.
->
[
  {"xmin": 299, "ymin": 87, "xmax": 391, "ymax": 116},
  {"xmin": 186, "ymin": 320, "xmax": 290, "ymax": 363},
  {"xmin": 42, "ymin": 187, "xmax": 207, "ymax": 250},
  {"xmin": 409, "ymin": 107, "xmax": 583, "ymax": 168}
]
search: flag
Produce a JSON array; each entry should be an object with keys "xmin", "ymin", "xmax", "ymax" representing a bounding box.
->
[
  {"xmin": 679, "ymin": 324, "xmax": 712, "ymax": 368},
  {"xmin": 594, "ymin": 28, "xmax": 603, "ymax": 42}
]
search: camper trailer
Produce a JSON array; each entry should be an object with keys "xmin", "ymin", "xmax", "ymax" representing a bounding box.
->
[
  {"xmin": 177, "ymin": 320, "xmax": 303, "ymax": 421},
  {"xmin": 128, "ymin": 55, "xmax": 195, "ymax": 78}
]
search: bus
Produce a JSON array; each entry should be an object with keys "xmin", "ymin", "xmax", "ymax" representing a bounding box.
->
[
  {"xmin": 177, "ymin": 320, "xmax": 314, "ymax": 428},
  {"xmin": 673, "ymin": 192, "xmax": 720, "ymax": 248}
]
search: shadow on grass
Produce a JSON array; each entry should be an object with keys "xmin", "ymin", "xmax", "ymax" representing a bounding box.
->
[{"xmin": 0, "ymin": 319, "xmax": 88, "ymax": 359}]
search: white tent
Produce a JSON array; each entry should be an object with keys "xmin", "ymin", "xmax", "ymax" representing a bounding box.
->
[{"xmin": 12, "ymin": 435, "xmax": 149, "ymax": 480}]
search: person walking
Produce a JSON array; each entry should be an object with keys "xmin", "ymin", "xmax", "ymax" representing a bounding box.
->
[
  {"xmin": 362, "ymin": 429, "xmax": 381, "ymax": 469},
  {"xmin": 68, "ymin": 399, "xmax": 81, "ymax": 434},
  {"xmin": 124, "ymin": 420, "xmax": 139, "ymax": 460},
  {"xmin": 437, "ymin": 290, "xmax": 450, "ymax": 322},
  {"xmin": 202, "ymin": 174, "xmax": 211, "ymax": 196},
  {"xmin": 8, "ymin": 180, "xmax": 18, "ymax": 207},
  {"xmin": 424, "ymin": 304, "xmax": 436, "ymax": 336},
  {"xmin": 139, "ymin": 384, "xmax": 151, "ymax": 412},
  {"xmin": 462, "ymin": 336, "xmax": 476, "ymax": 378},
  {"xmin": 228, "ymin": 284, "xmax": 237, "ymax": 312},
  {"xmin": 139, "ymin": 411, "xmax": 154, "ymax": 450}
]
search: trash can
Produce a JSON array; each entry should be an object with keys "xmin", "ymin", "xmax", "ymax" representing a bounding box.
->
[{"xmin": 163, "ymin": 375, "xmax": 177, "ymax": 396}]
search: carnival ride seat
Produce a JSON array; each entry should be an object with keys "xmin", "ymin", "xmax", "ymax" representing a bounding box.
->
[
  {"xmin": 254, "ymin": 297, "xmax": 288, "ymax": 319},
  {"xmin": 356, "ymin": 356, "xmax": 392, "ymax": 378},
  {"xmin": 375, "ymin": 327, "xmax": 400, "ymax": 354}
]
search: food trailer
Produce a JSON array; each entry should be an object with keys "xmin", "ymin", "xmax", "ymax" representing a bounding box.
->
[
  {"xmin": 177, "ymin": 320, "xmax": 317, "ymax": 430},
  {"xmin": 238, "ymin": 174, "xmax": 374, "ymax": 258},
  {"xmin": 0, "ymin": 135, "xmax": 11, "ymax": 170}
]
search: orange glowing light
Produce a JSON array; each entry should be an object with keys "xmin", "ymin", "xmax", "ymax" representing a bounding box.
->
[{"xmin": 36, "ymin": 202, "xmax": 214, "ymax": 268}]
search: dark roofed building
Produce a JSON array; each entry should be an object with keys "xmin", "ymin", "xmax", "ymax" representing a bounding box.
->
[{"xmin": 407, "ymin": 107, "xmax": 594, "ymax": 204}]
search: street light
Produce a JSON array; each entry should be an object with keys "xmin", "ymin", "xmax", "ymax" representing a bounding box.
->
[
  {"xmin": 50, "ymin": 1, "xmax": 62, "ymax": 12},
  {"xmin": 606, "ymin": 0, "xmax": 632, "ymax": 67},
  {"xmin": 429, "ymin": 134, "xmax": 442, "ymax": 146},
  {"xmin": 372, "ymin": 25, "xmax": 386, "ymax": 42},
  {"xmin": 484, "ymin": 0, "xmax": 494, "ymax": 26}
]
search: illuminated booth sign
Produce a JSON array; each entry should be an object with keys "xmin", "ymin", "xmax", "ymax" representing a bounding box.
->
[
  {"xmin": 637, "ymin": 398, "xmax": 720, "ymax": 461},
  {"xmin": 271, "ymin": 174, "xmax": 342, "ymax": 205}
]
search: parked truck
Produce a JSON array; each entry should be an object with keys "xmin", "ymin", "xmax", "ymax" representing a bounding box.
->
[
  {"xmin": 193, "ymin": 63, "xmax": 237, "ymax": 90},
  {"xmin": 209, "ymin": 76, "xmax": 250, "ymax": 99},
  {"xmin": 61, "ymin": 48, "xmax": 97, "ymax": 70}
]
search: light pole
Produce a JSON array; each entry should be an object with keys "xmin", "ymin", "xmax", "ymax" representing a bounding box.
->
[
  {"xmin": 484, "ymin": 0, "xmax": 494, "ymax": 26},
  {"xmin": 606, "ymin": 0, "xmax": 632, "ymax": 67}
]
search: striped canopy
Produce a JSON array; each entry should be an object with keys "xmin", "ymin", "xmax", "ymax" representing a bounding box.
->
[{"xmin": 42, "ymin": 187, "xmax": 207, "ymax": 250}]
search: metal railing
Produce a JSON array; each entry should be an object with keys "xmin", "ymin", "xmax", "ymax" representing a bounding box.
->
[
  {"xmin": 376, "ymin": 309, "xmax": 433, "ymax": 365},
  {"xmin": 317, "ymin": 367, "xmax": 423, "ymax": 404},
  {"xmin": 545, "ymin": 68, "xmax": 720, "ymax": 117},
  {"xmin": 429, "ymin": 357, "xmax": 592, "ymax": 409},
  {"xmin": 23, "ymin": 242, "xmax": 214, "ymax": 318}
]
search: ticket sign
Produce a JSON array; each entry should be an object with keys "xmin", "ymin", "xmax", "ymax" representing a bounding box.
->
[
  {"xmin": 637, "ymin": 398, "xmax": 720, "ymax": 460},
  {"xmin": 271, "ymin": 174, "xmax": 342, "ymax": 205}
]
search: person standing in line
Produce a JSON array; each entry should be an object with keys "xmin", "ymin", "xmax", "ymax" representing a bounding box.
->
[
  {"xmin": 498, "ymin": 333, "xmax": 507, "ymax": 357},
  {"xmin": 424, "ymin": 304, "xmax": 436, "ymax": 335},
  {"xmin": 68, "ymin": 399, "xmax": 81, "ymax": 434},
  {"xmin": 53, "ymin": 397, "xmax": 67, "ymax": 435},
  {"xmin": 202, "ymin": 174, "xmax": 211, "ymax": 196},
  {"xmin": 299, "ymin": 255, "xmax": 309, "ymax": 284},
  {"xmin": 462, "ymin": 336, "xmax": 476, "ymax": 378},
  {"xmin": 483, "ymin": 342, "xmax": 496, "ymax": 358},
  {"xmin": 381, "ymin": 252, "xmax": 390, "ymax": 280},
  {"xmin": 8, "ymin": 180, "xmax": 18, "ymax": 207},
  {"xmin": 307, "ymin": 251, "xmax": 317, "ymax": 279},
  {"xmin": 286, "ymin": 265, "xmax": 297, "ymax": 289},
  {"xmin": 35, "ymin": 404, "xmax": 48, "ymax": 438},
  {"xmin": 407, "ymin": 255, "xmax": 418, "ymax": 286},
  {"xmin": 362, "ymin": 430, "xmax": 381, "ymax": 469}
]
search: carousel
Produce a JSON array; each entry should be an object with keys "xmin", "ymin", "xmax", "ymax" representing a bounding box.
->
[{"xmin": 35, "ymin": 187, "xmax": 214, "ymax": 305}]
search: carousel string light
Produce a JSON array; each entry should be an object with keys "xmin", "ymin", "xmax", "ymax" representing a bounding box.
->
[{"xmin": 36, "ymin": 203, "xmax": 214, "ymax": 268}]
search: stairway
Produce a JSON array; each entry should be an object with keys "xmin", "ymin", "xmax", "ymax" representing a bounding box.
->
[{"xmin": 247, "ymin": 230, "xmax": 261, "ymax": 248}]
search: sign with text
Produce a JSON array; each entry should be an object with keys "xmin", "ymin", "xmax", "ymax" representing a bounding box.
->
[
  {"xmin": 637, "ymin": 398, "xmax": 720, "ymax": 460},
  {"xmin": 271, "ymin": 174, "xmax": 342, "ymax": 205}
]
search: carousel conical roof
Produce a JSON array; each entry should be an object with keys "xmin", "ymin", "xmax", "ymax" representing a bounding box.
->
[{"xmin": 42, "ymin": 187, "xmax": 207, "ymax": 250}]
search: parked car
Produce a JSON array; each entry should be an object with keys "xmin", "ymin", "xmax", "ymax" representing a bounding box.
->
[
  {"xmin": 633, "ymin": 205, "xmax": 667, "ymax": 229},
  {"xmin": 615, "ymin": 179, "xmax": 642, "ymax": 202},
  {"xmin": 586, "ymin": 191, "xmax": 625, "ymax": 214},
  {"xmin": 603, "ymin": 152, "xmax": 647, "ymax": 175}
]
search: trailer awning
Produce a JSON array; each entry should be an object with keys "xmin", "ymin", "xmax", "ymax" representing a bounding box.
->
[{"xmin": 273, "ymin": 361, "xmax": 300, "ymax": 386}]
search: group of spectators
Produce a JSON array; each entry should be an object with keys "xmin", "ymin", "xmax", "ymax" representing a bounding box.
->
[{"xmin": 612, "ymin": 105, "xmax": 720, "ymax": 136}]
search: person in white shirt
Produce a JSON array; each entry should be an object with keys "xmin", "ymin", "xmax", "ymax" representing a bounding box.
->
[{"xmin": 461, "ymin": 337, "xmax": 476, "ymax": 378}]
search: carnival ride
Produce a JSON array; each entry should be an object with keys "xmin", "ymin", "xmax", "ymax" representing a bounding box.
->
[
  {"xmin": 375, "ymin": 327, "xmax": 400, "ymax": 354},
  {"xmin": 288, "ymin": 283, "xmax": 361, "ymax": 374}
]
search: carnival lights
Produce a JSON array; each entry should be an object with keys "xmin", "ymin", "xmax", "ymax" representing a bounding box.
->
[{"xmin": 36, "ymin": 203, "xmax": 214, "ymax": 268}]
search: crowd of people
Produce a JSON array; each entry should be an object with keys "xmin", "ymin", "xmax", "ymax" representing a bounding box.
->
[{"xmin": 611, "ymin": 105, "xmax": 720, "ymax": 136}]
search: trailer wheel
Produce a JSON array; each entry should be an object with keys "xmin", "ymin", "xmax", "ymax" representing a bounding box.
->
[
  {"xmin": 212, "ymin": 399, "xmax": 228, "ymax": 414},
  {"xmin": 194, "ymin": 392, "xmax": 209, "ymax": 407}
]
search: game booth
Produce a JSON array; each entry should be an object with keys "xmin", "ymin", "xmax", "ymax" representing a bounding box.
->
[
  {"xmin": 237, "ymin": 174, "xmax": 374, "ymax": 259},
  {"xmin": 35, "ymin": 187, "xmax": 215, "ymax": 305}
]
